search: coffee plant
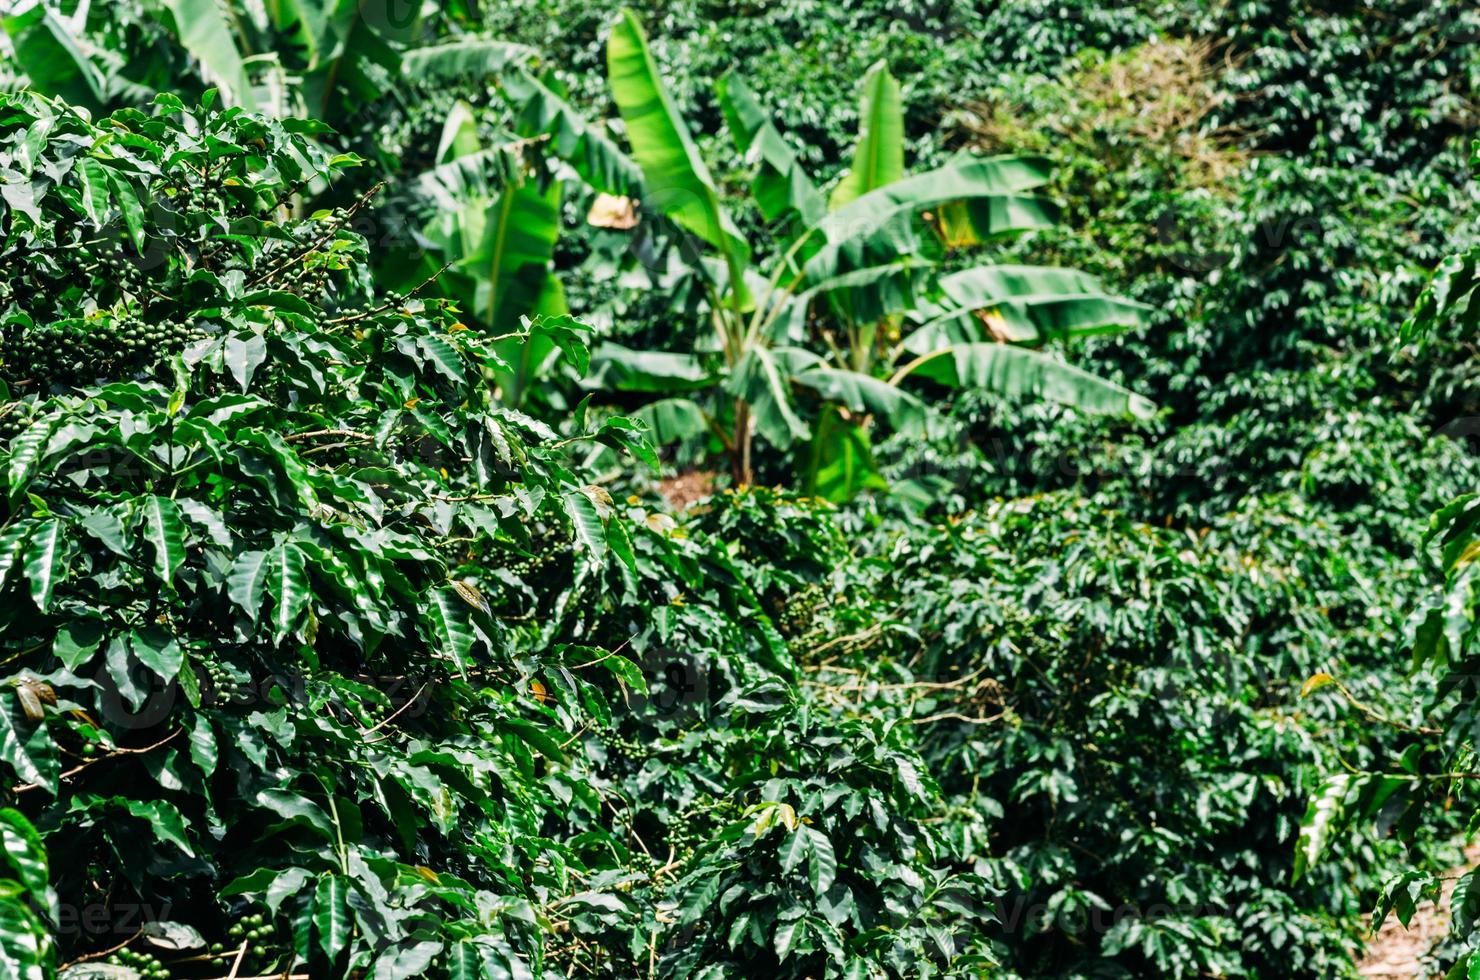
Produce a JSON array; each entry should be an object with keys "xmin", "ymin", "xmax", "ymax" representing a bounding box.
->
[
  {"xmin": 0, "ymin": 92, "xmax": 662, "ymax": 977},
  {"xmin": 4, "ymin": 2, "xmax": 1480, "ymax": 978}
]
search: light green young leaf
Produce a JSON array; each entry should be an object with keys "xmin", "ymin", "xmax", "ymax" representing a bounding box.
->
[
  {"xmin": 830, "ymin": 61, "xmax": 904, "ymax": 210},
  {"xmin": 607, "ymin": 9, "xmax": 751, "ymax": 308}
]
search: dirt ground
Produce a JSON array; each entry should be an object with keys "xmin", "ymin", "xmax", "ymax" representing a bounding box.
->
[
  {"xmin": 1357, "ymin": 849, "xmax": 1478, "ymax": 979},
  {"xmin": 657, "ymin": 471, "xmax": 716, "ymax": 509},
  {"xmin": 1358, "ymin": 898, "xmax": 1448, "ymax": 979}
]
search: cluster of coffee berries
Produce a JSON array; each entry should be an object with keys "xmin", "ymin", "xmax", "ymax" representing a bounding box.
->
[
  {"xmin": 0, "ymin": 315, "xmax": 205, "ymax": 389},
  {"xmin": 225, "ymin": 909, "xmax": 276, "ymax": 963},
  {"xmin": 103, "ymin": 946, "xmax": 170, "ymax": 979}
]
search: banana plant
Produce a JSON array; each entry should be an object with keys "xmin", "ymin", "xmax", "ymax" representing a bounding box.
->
[
  {"xmin": 389, "ymin": 94, "xmax": 598, "ymax": 409},
  {"xmin": 589, "ymin": 10, "xmax": 1154, "ymax": 496},
  {"xmin": 375, "ymin": 55, "xmax": 655, "ymax": 408}
]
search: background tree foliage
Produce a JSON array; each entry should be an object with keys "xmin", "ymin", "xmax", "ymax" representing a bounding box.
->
[{"xmin": 2, "ymin": 1, "xmax": 1480, "ymax": 979}]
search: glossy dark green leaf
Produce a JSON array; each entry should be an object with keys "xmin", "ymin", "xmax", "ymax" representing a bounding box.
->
[
  {"xmin": 22, "ymin": 519, "xmax": 63, "ymax": 612},
  {"xmin": 427, "ymin": 586, "xmax": 476, "ymax": 673},
  {"xmin": 141, "ymin": 496, "xmax": 186, "ymax": 588},
  {"xmin": 269, "ymin": 544, "xmax": 311, "ymax": 641},
  {"xmin": 131, "ymin": 626, "xmax": 183, "ymax": 684},
  {"xmin": 53, "ymin": 620, "xmax": 105, "ymax": 671},
  {"xmin": 0, "ymin": 692, "xmax": 55, "ymax": 793},
  {"xmin": 123, "ymin": 799, "xmax": 194, "ymax": 856},
  {"xmin": 0, "ymin": 809, "xmax": 48, "ymax": 897},
  {"xmin": 313, "ymin": 875, "xmax": 351, "ymax": 961}
]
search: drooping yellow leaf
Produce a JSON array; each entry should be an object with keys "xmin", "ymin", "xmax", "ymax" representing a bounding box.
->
[{"xmin": 1300, "ymin": 672, "xmax": 1336, "ymax": 699}]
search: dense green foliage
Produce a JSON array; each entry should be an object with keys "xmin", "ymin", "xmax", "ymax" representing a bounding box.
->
[
  {"xmin": 3, "ymin": 2, "xmax": 1480, "ymax": 979},
  {"xmin": 0, "ymin": 91, "xmax": 662, "ymax": 977}
]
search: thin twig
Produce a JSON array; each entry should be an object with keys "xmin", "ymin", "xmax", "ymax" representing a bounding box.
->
[
  {"xmin": 362, "ymin": 683, "xmax": 431, "ymax": 743},
  {"xmin": 225, "ymin": 940, "xmax": 249, "ymax": 979},
  {"xmin": 248, "ymin": 182, "xmax": 383, "ymax": 289},
  {"xmin": 802, "ymin": 664, "xmax": 989, "ymax": 693},
  {"xmin": 12, "ymin": 728, "xmax": 182, "ymax": 794},
  {"xmin": 284, "ymin": 428, "xmax": 374, "ymax": 444},
  {"xmin": 58, "ymin": 927, "xmax": 143, "ymax": 970},
  {"xmin": 1321, "ymin": 678, "xmax": 1442, "ymax": 736},
  {"xmin": 323, "ymin": 261, "xmax": 453, "ymax": 326},
  {"xmin": 570, "ymin": 639, "xmax": 633, "ymax": 670},
  {"xmin": 907, "ymin": 710, "xmax": 1005, "ymax": 726},
  {"xmin": 809, "ymin": 625, "xmax": 887, "ymax": 658}
]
